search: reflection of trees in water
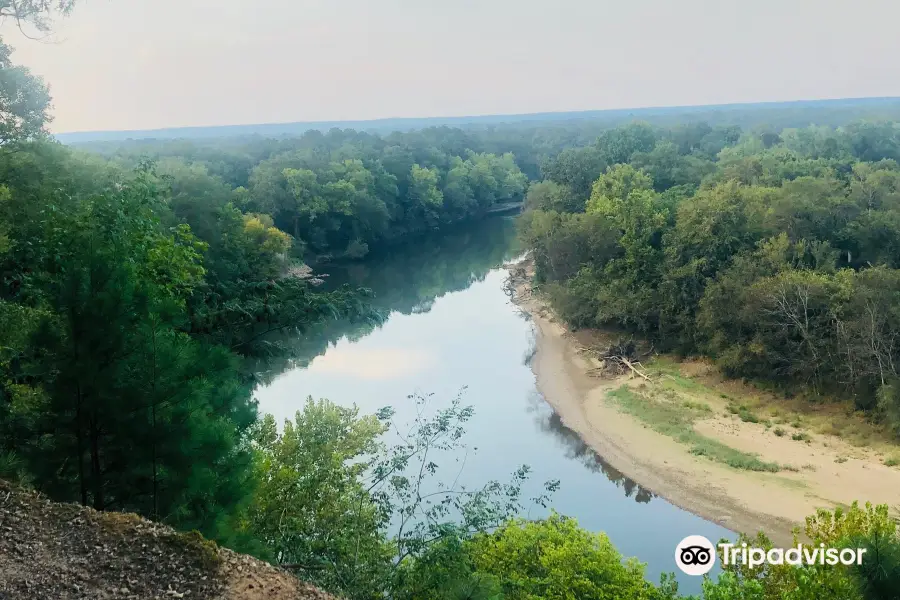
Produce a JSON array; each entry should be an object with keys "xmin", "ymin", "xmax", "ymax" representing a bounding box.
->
[
  {"xmin": 252, "ymin": 217, "xmax": 521, "ymax": 383},
  {"xmin": 527, "ymin": 390, "xmax": 655, "ymax": 504}
]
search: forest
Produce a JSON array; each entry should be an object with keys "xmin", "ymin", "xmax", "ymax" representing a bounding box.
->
[
  {"xmin": 76, "ymin": 129, "xmax": 529, "ymax": 263},
  {"xmin": 1, "ymin": 2, "xmax": 900, "ymax": 598},
  {"xmin": 519, "ymin": 119, "xmax": 900, "ymax": 437}
]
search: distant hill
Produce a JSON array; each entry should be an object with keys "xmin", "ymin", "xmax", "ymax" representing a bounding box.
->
[{"xmin": 55, "ymin": 97, "xmax": 900, "ymax": 144}]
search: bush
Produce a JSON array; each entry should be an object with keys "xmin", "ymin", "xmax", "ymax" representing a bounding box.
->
[{"xmin": 468, "ymin": 513, "xmax": 658, "ymax": 600}]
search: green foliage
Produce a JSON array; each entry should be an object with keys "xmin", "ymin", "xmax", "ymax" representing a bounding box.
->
[
  {"xmin": 631, "ymin": 141, "xmax": 714, "ymax": 192},
  {"xmin": 540, "ymin": 146, "xmax": 606, "ymax": 197},
  {"xmin": 596, "ymin": 121, "xmax": 658, "ymax": 165},
  {"xmin": 0, "ymin": 32, "xmax": 381, "ymax": 563},
  {"xmin": 0, "ymin": 1, "xmax": 76, "ymax": 32},
  {"xmin": 0, "ymin": 39, "xmax": 51, "ymax": 145},
  {"xmin": 518, "ymin": 118, "xmax": 900, "ymax": 427},
  {"xmin": 523, "ymin": 180, "xmax": 583, "ymax": 213},
  {"xmin": 467, "ymin": 513, "xmax": 658, "ymax": 600},
  {"xmin": 242, "ymin": 401, "xmax": 391, "ymax": 597},
  {"xmin": 391, "ymin": 503, "xmax": 899, "ymax": 600},
  {"xmin": 848, "ymin": 531, "xmax": 900, "ymax": 600},
  {"xmin": 237, "ymin": 142, "xmax": 528, "ymax": 260},
  {"xmin": 703, "ymin": 502, "xmax": 898, "ymax": 600},
  {"xmin": 4, "ymin": 177, "xmax": 259, "ymax": 540},
  {"xmin": 242, "ymin": 394, "xmax": 557, "ymax": 600}
]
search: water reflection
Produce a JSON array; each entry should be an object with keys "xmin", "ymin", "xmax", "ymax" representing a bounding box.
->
[
  {"xmin": 254, "ymin": 217, "xmax": 522, "ymax": 382},
  {"xmin": 528, "ymin": 389, "xmax": 656, "ymax": 504}
]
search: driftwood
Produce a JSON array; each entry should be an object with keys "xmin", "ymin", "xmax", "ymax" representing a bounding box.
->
[
  {"xmin": 619, "ymin": 356, "xmax": 652, "ymax": 381},
  {"xmin": 594, "ymin": 338, "xmax": 653, "ymax": 381}
]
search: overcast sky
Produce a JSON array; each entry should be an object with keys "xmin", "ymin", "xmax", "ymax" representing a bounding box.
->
[{"xmin": 4, "ymin": 0, "xmax": 900, "ymax": 133}]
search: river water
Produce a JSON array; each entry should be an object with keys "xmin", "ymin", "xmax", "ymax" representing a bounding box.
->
[{"xmin": 254, "ymin": 216, "xmax": 732, "ymax": 593}]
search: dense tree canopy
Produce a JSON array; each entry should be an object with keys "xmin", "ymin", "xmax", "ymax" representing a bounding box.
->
[
  {"xmin": 520, "ymin": 119, "xmax": 900, "ymax": 437},
  {"xmin": 0, "ymin": 35, "xmax": 373, "ymax": 541},
  {"xmin": 93, "ymin": 129, "xmax": 528, "ymax": 262}
]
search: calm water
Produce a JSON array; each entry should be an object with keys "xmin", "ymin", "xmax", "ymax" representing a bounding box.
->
[{"xmin": 254, "ymin": 216, "xmax": 732, "ymax": 593}]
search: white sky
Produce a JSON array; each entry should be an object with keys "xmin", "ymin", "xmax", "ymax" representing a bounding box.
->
[{"xmin": 4, "ymin": 0, "xmax": 900, "ymax": 133}]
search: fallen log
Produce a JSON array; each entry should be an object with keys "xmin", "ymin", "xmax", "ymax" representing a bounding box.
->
[{"xmin": 617, "ymin": 356, "xmax": 652, "ymax": 382}]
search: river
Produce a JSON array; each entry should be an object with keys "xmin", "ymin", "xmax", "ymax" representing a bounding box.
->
[{"xmin": 254, "ymin": 215, "xmax": 732, "ymax": 593}]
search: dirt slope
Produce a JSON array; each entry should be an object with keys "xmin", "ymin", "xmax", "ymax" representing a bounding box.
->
[{"xmin": 0, "ymin": 480, "xmax": 336, "ymax": 600}]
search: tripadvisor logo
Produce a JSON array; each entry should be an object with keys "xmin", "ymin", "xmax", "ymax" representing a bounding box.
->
[
  {"xmin": 675, "ymin": 535, "xmax": 868, "ymax": 576},
  {"xmin": 675, "ymin": 535, "xmax": 717, "ymax": 576}
]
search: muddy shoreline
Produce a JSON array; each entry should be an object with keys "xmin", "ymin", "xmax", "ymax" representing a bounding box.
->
[{"xmin": 506, "ymin": 258, "xmax": 900, "ymax": 544}]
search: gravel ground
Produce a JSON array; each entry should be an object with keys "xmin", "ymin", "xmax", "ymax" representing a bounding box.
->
[{"xmin": 0, "ymin": 480, "xmax": 336, "ymax": 600}]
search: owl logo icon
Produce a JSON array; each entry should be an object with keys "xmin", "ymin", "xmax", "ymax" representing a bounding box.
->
[{"xmin": 675, "ymin": 535, "xmax": 716, "ymax": 576}]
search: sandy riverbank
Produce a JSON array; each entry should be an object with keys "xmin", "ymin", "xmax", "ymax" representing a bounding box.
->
[{"xmin": 507, "ymin": 258, "xmax": 900, "ymax": 544}]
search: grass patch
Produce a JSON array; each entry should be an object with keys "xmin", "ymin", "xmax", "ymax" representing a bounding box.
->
[
  {"xmin": 791, "ymin": 432, "xmax": 811, "ymax": 442},
  {"xmin": 835, "ymin": 456, "xmax": 848, "ymax": 464},
  {"xmin": 739, "ymin": 408, "xmax": 760, "ymax": 423},
  {"xmin": 608, "ymin": 386, "xmax": 783, "ymax": 473},
  {"xmin": 682, "ymin": 400, "xmax": 712, "ymax": 413},
  {"xmin": 817, "ymin": 422, "xmax": 843, "ymax": 437},
  {"xmin": 726, "ymin": 402, "xmax": 760, "ymax": 423},
  {"xmin": 884, "ymin": 455, "xmax": 900, "ymax": 467},
  {"xmin": 663, "ymin": 373, "xmax": 711, "ymax": 395},
  {"xmin": 688, "ymin": 438, "xmax": 781, "ymax": 472},
  {"xmin": 772, "ymin": 476, "xmax": 810, "ymax": 491},
  {"xmin": 175, "ymin": 530, "xmax": 222, "ymax": 570},
  {"xmin": 774, "ymin": 427, "xmax": 786, "ymax": 437},
  {"xmin": 99, "ymin": 511, "xmax": 145, "ymax": 534},
  {"xmin": 646, "ymin": 358, "xmax": 713, "ymax": 396},
  {"xmin": 636, "ymin": 353, "xmax": 894, "ymax": 453}
]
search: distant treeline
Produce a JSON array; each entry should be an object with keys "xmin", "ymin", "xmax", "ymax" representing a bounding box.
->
[
  {"xmin": 59, "ymin": 96, "xmax": 900, "ymax": 143},
  {"xmin": 70, "ymin": 97, "xmax": 900, "ymax": 263}
]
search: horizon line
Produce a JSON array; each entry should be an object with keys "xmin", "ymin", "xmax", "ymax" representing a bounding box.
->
[{"xmin": 55, "ymin": 95, "xmax": 900, "ymax": 138}]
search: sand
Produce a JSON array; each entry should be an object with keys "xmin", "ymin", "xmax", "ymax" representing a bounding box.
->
[{"xmin": 508, "ymin": 259, "xmax": 900, "ymax": 544}]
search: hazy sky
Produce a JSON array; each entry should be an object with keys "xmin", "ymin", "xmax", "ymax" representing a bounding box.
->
[{"xmin": 4, "ymin": 0, "xmax": 900, "ymax": 133}]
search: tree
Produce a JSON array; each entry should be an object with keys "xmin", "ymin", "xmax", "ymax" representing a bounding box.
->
[
  {"xmin": 243, "ymin": 401, "xmax": 391, "ymax": 598},
  {"xmin": 705, "ymin": 502, "xmax": 897, "ymax": 600},
  {"xmin": 15, "ymin": 175, "xmax": 257, "ymax": 540},
  {"xmin": 0, "ymin": 39, "xmax": 51, "ymax": 144},
  {"xmin": 849, "ymin": 531, "xmax": 900, "ymax": 600},
  {"xmin": 524, "ymin": 180, "xmax": 584, "ymax": 213},
  {"xmin": 0, "ymin": 0, "xmax": 75, "ymax": 32},
  {"xmin": 244, "ymin": 394, "xmax": 556, "ymax": 600},
  {"xmin": 540, "ymin": 146, "xmax": 606, "ymax": 198},
  {"xmin": 467, "ymin": 513, "xmax": 658, "ymax": 600},
  {"xmin": 597, "ymin": 122, "xmax": 658, "ymax": 165},
  {"xmin": 630, "ymin": 141, "xmax": 714, "ymax": 192},
  {"xmin": 408, "ymin": 164, "xmax": 444, "ymax": 227},
  {"xmin": 585, "ymin": 165, "xmax": 667, "ymax": 332}
]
